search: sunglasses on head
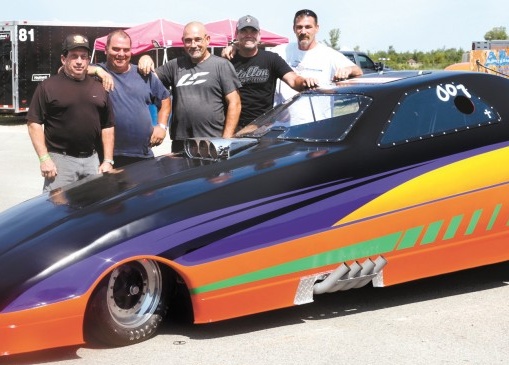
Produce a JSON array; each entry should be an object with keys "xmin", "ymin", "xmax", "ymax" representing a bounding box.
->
[{"xmin": 294, "ymin": 9, "xmax": 318, "ymax": 20}]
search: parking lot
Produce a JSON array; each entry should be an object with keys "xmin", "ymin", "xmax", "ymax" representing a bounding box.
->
[{"xmin": 1, "ymin": 121, "xmax": 509, "ymax": 365}]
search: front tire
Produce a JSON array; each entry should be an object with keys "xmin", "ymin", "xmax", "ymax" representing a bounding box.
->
[{"xmin": 85, "ymin": 259, "xmax": 168, "ymax": 346}]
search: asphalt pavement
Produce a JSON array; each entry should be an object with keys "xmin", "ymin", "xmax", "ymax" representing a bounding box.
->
[
  {"xmin": 0, "ymin": 120, "xmax": 40, "ymax": 211},
  {"xmin": 0, "ymin": 120, "xmax": 171, "ymax": 212}
]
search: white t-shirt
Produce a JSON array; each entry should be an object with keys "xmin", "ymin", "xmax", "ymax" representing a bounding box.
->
[
  {"xmin": 271, "ymin": 42, "xmax": 355, "ymax": 104},
  {"xmin": 271, "ymin": 42, "xmax": 355, "ymax": 124}
]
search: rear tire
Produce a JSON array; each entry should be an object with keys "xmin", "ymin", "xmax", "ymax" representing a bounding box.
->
[{"xmin": 84, "ymin": 259, "xmax": 168, "ymax": 346}]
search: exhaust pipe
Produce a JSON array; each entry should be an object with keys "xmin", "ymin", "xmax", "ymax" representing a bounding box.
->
[
  {"xmin": 313, "ymin": 263, "xmax": 350, "ymax": 294},
  {"xmin": 352, "ymin": 256, "xmax": 387, "ymax": 288},
  {"xmin": 313, "ymin": 256, "xmax": 387, "ymax": 294},
  {"xmin": 294, "ymin": 256, "xmax": 388, "ymax": 305}
]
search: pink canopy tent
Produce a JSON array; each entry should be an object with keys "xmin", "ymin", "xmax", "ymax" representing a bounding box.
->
[
  {"xmin": 205, "ymin": 19, "xmax": 289, "ymax": 46},
  {"xmin": 93, "ymin": 18, "xmax": 229, "ymax": 55}
]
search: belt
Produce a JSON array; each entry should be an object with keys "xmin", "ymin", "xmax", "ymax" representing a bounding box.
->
[{"xmin": 49, "ymin": 149, "xmax": 96, "ymax": 158}]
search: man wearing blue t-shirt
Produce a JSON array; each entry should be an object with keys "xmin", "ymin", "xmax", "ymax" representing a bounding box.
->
[{"xmin": 92, "ymin": 30, "xmax": 171, "ymax": 167}]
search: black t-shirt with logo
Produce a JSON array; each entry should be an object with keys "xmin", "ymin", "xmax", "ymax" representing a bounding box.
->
[{"xmin": 231, "ymin": 50, "xmax": 293, "ymax": 127}]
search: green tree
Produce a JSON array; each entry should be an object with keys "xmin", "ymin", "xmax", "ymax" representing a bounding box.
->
[
  {"xmin": 369, "ymin": 47, "xmax": 463, "ymax": 70},
  {"xmin": 484, "ymin": 26, "xmax": 508, "ymax": 40},
  {"xmin": 323, "ymin": 28, "xmax": 341, "ymax": 50}
]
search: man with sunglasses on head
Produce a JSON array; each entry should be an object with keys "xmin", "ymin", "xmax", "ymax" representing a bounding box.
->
[
  {"xmin": 138, "ymin": 22, "xmax": 241, "ymax": 153},
  {"xmin": 27, "ymin": 34, "xmax": 115, "ymax": 192},
  {"xmin": 272, "ymin": 9, "xmax": 363, "ymax": 105}
]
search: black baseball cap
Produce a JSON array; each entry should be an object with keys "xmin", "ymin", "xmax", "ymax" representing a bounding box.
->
[{"xmin": 62, "ymin": 34, "xmax": 90, "ymax": 52}]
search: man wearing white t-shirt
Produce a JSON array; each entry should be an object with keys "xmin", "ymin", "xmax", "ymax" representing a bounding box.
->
[
  {"xmin": 271, "ymin": 9, "xmax": 362, "ymax": 124},
  {"xmin": 272, "ymin": 9, "xmax": 362, "ymax": 105}
]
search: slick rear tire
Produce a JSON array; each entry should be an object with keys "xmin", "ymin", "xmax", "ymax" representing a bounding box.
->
[{"xmin": 84, "ymin": 259, "xmax": 168, "ymax": 347}]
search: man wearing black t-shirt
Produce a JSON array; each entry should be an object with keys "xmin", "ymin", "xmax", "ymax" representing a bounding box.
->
[
  {"xmin": 27, "ymin": 34, "xmax": 115, "ymax": 192},
  {"xmin": 227, "ymin": 15, "xmax": 318, "ymax": 128}
]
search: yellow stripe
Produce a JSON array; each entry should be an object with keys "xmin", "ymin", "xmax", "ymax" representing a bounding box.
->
[{"xmin": 336, "ymin": 146, "xmax": 509, "ymax": 225}]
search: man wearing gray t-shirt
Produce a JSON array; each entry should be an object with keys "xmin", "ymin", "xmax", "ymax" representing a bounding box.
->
[{"xmin": 140, "ymin": 21, "xmax": 242, "ymax": 153}]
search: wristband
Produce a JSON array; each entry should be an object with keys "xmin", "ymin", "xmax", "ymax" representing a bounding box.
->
[
  {"xmin": 39, "ymin": 153, "xmax": 51, "ymax": 163},
  {"xmin": 94, "ymin": 67, "xmax": 100, "ymax": 76},
  {"xmin": 158, "ymin": 123, "xmax": 168, "ymax": 130}
]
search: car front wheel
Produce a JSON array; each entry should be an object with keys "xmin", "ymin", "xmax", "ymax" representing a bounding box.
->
[{"xmin": 85, "ymin": 259, "xmax": 168, "ymax": 346}]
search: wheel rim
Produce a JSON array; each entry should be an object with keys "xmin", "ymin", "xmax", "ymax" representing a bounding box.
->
[{"xmin": 106, "ymin": 259, "xmax": 163, "ymax": 328}]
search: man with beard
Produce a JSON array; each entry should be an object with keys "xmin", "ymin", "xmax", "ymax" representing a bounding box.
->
[
  {"xmin": 90, "ymin": 30, "xmax": 171, "ymax": 167},
  {"xmin": 139, "ymin": 22, "xmax": 242, "ymax": 153}
]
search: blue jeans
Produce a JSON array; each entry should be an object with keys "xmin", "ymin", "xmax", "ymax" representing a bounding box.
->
[{"xmin": 43, "ymin": 152, "xmax": 100, "ymax": 192}]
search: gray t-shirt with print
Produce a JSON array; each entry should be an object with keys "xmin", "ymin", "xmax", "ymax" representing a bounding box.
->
[{"xmin": 155, "ymin": 54, "xmax": 241, "ymax": 140}]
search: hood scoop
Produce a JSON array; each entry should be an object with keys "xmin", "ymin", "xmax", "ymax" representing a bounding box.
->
[{"xmin": 184, "ymin": 138, "xmax": 258, "ymax": 160}]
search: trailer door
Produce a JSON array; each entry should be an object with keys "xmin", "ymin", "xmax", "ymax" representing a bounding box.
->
[{"xmin": 0, "ymin": 28, "xmax": 14, "ymax": 112}]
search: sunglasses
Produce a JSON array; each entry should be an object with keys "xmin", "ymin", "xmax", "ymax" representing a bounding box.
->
[{"xmin": 294, "ymin": 9, "xmax": 318, "ymax": 21}]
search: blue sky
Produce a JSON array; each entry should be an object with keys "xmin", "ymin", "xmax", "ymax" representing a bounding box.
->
[{"xmin": 3, "ymin": 0, "xmax": 508, "ymax": 52}]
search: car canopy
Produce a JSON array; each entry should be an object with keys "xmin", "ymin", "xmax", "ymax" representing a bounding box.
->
[{"xmin": 205, "ymin": 19, "xmax": 288, "ymax": 46}]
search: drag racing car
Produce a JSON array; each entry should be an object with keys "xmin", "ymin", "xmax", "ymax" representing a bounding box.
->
[{"xmin": 2, "ymin": 70, "xmax": 509, "ymax": 356}]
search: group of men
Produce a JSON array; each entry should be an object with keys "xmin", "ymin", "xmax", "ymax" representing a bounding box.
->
[{"xmin": 27, "ymin": 9, "xmax": 362, "ymax": 192}]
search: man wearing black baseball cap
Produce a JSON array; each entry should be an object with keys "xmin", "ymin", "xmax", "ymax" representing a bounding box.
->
[
  {"xmin": 27, "ymin": 33, "xmax": 115, "ymax": 192},
  {"xmin": 60, "ymin": 34, "xmax": 93, "ymax": 80},
  {"xmin": 62, "ymin": 33, "xmax": 91, "ymax": 52}
]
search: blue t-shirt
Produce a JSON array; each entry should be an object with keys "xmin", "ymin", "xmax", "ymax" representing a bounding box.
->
[{"xmin": 99, "ymin": 63, "xmax": 170, "ymax": 158}]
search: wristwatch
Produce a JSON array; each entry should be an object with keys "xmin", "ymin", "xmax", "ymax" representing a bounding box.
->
[
  {"xmin": 103, "ymin": 159, "xmax": 115, "ymax": 166},
  {"xmin": 158, "ymin": 123, "xmax": 168, "ymax": 130}
]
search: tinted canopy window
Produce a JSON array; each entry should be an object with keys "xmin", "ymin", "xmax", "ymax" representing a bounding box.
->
[
  {"xmin": 378, "ymin": 82, "xmax": 501, "ymax": 147},
  {"xmin": 236, "ymin": 93, "xmax": 372, "ymax": 142}
]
